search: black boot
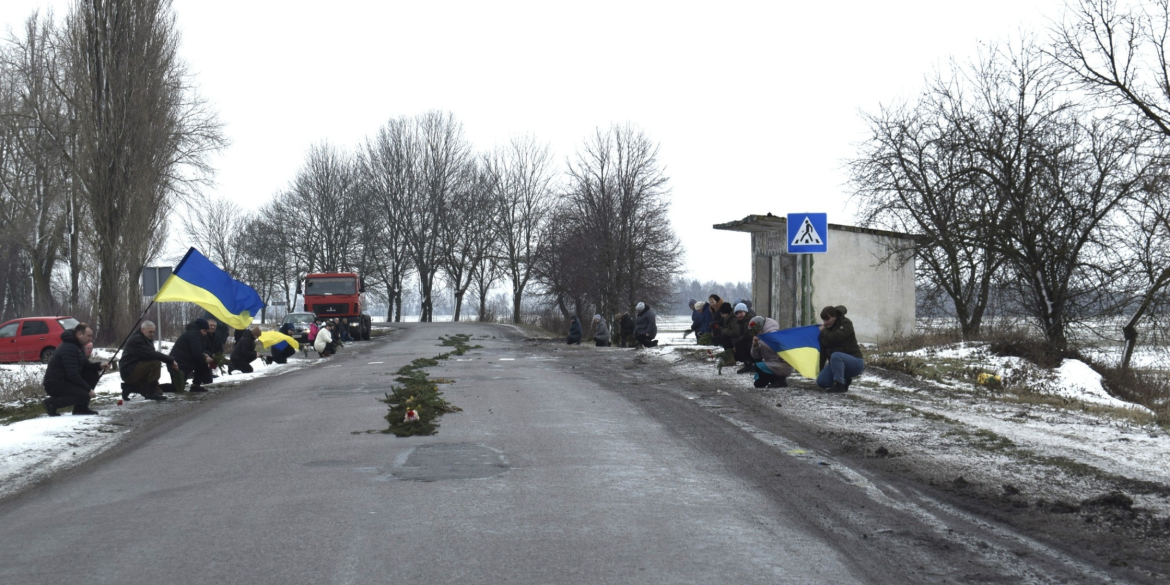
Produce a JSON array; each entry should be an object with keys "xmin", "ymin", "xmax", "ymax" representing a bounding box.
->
[
  {"xmin": 72, "ymin": 405, "xmax": 100, "ymax": 415},
  {"xmin": 121, "ymin": 383, "xmax": 133, "ymax": 401},
  {"xmin": 828, "ymin": 381, "xmax": 848, "ymax": 393},
  {"xmin": 736, "ymin": 363, "xmax": 756, "ymax": 375},
  {"xmin": 767, "ymin": 377, "xmax": 789, "ymax": 388},
  {"xmin": 158, "ymin": 383, "xmax": 176, "ymax": 393},
  {"xmin": 42, "ymin": 398, "xmax": 59, "ymax": 417}
]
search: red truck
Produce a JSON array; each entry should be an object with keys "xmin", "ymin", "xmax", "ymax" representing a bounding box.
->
[{"xmin": 300, "ymin": 272, "xmax": 372, "ymax": 341}]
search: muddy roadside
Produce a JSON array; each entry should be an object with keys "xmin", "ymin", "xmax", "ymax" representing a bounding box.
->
[{"xmin": 531, "ymin": 338, "xmax": 1170, "ymax": 583}]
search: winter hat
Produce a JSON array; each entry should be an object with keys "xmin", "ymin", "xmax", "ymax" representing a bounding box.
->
[
  {"xmin": 693, "ymin": 301, "xmax": 705, "ymax": 311},
  {"xmin": 593, "ymin": 314, "xmax": 602, "ymax": 322},
  {"xmin": 734, "ymin": 303, "xmax": 748, "ymax": 313},
  {"xmin": 718, "ymin": 302, "xmax": 733, "ymax": 315},
  {"xmin": 195, "ymin": 318, "xmax": 209, "ymax": 330},
  {"xmin": 636, "ymin": 302, "xmax": 646, "ymax": 312},
  {"xmin": 687, "ymin": 298, "xmax": 697, "ymax": 308},
  {"xmin": 748, "ymin": 316, "xmax": 766, "ymax": 331}
]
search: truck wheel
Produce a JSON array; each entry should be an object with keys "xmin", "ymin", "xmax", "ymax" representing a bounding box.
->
[{"xmin": 361, "ymin": 316, "xmax": 371, "ymax": 340}]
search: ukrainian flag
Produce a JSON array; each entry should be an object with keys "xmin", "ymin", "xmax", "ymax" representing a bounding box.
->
[
  {"xmin": 154, "ymin": 248, "xmax": 265, "ymax": 331},
  {"xmin": 757, "ymin": 325, "xmax": 821, "ymax": 379},
  {"xmin": 258, "ymin": 330, "xmax": 300, "ymax": 351}
]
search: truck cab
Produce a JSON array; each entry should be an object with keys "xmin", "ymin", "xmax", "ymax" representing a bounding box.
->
[{"xmin": 301, "ymin": 272, "xmax": 372, "ymax": 340}]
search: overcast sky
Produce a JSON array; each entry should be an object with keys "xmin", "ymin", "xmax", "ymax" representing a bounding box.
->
[{"xmin": 1, "ymin": 0, "xmax": 1068, "ymax": 284}]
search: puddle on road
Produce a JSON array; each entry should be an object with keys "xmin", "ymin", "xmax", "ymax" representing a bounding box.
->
[{"xmin": 382, "ymin": 443, "xmax": 510, "ymax": 482}]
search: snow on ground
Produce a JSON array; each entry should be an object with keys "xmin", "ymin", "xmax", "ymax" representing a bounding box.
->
[
  {"xmin": 0, "ymin": 351, "xmax": 321, "ymax": 500},
  {"xmin": 899, "ymin": 342, "xmax": 1153, "ymax": 414}
]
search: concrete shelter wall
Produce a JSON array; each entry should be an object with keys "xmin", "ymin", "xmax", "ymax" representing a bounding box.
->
[{"xmin": 809, "ymin": 229, "xmax": 915, "ymax": 343}]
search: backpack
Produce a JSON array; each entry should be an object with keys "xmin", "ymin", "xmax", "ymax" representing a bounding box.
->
[{"xmin": 308, "ymin": 322, "xmax": 319, "ymax": 342}]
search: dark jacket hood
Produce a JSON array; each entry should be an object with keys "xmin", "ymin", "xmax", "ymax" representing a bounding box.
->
[{"xmin": 59, "ymin": 329, "xmax": 81, "ymax": 346}]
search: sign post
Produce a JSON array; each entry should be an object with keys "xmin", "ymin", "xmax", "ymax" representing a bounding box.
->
[
  {"xmin": 785, "ymin": 213, "xmax": 828, "ymax": 326},
  {"xmin": 142, "ymin": 266, "xmax": 173, "ymax": 349}
]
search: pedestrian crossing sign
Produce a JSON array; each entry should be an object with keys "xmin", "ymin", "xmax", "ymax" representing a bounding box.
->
[{"xmin": 787, "ymin": 213, "xmax": 828, "ymax": 254}]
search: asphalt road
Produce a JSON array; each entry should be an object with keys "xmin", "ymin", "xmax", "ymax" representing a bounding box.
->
[{"xmin": 0, "ymin": 323, "xmax": 1149, "ymax": 584}]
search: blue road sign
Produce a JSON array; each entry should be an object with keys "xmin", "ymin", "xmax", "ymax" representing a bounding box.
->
[{"xmin": 787, "ymin": 213, "xmax": 828, "ymax": 254}]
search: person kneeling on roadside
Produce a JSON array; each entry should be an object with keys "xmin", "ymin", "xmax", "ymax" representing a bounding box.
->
[
  {"xmin": 634, "ymin": 302, "xmax": 658, "ymax": 348},
  {"xmin": 748, "ymin": 316, "xmax": 793, "ymax": 388},
  {"xmin": 270, "ymin": 323, "xmax": 298, "ymax": 364},
  {"xmin": 693, "ymin": 302, "xmax": 714, "ymax": 344},
  {"xmin": 171, "ymin": 319, "xmax": 215, "ymax": 392},
  {"xmin": 566, "ymin": 315, "xmax": 583, "ymax": 345},
  {"xmin": 229, "ymin": 326, "xmax": 262, "ymax": 374},
  {"xmin": 731, "ymin": 303, "xmax": 757, "ymax": 374},
  {"xmin": 617, "ymin": 312, "xmax": 635, "ymax": 347},
  {"xmin": 42, "ymin": 323, "xmax": 109, "ymax": 416},
  {"xmin": 591, "ymin": 314, "xmax": 610, "ymax": 347},
  {"xmin": 119, "ymin": 320, "xmax": 176, "ymax": 400},
  {"xmin": 816, "ymin": 305, "xmax": 864, "ymax": 393},
  {"xmin": 315, "ymin": 321, "xmax": 338, "ymax": 357}
]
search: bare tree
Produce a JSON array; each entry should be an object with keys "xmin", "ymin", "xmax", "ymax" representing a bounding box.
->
[
  {"xmin": 1054, "ymin": 0, "xmax": 1170, "ymax": 364},
  {"xmin": 282, "ymin": 141, "xmax": 360, "ymax": 275},
  {"xmin": 439, "ymin": 161, "xmax": 495, "ymax": 321},
  {"xmin": 408, "ymin": 111, "xmax": 470, "ymax": 322},
  {"xmin": 0, "ymin": 13, "xmax": 71, "ymax": 314},
  {"xmin": 560, "ymin": 124, "xmax": 682, "ymax": 317},
  {"xmin": 183, "ymin": 197, "xmax": 248, "ymax": 277},
  {"xmin": 359, "ymin": 116, "xmax": 418, "ymax": 322},
  {"xmin": 45, "ymin": 0, "xmax": 223, "ymax": 342},
  {"xmin": 852, "ymin": 64, "xmax": 1008, "ymax": 339},
  {"xmin": 487, "ymin": 135, "xmax": 554, "ymax": 323}
]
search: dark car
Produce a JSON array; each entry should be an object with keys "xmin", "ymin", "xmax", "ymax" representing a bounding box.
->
[
  {"xmin": 280, "ymin": 312, "xmax": 317, "ymax": 345},
  {"xmin": 0, "ymin": 316, "xmax": 81, "ymax": 364}
]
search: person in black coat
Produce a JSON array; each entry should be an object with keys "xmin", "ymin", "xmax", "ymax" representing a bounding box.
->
[
  {"xmin": 119, "ymin": 320, "xmax": 176, "ymax": 400},
  {"xmin": 170, "ymin": 319, "xmax": 213, "ymax": 392},
  {"xmin": 43, "ymin": 323, "xmax": 107, "ymax": 416},
  {"xmin": 619, "ymin": 312, "xmax": 635, "ymax": 348},
  {"xmin": 229, "ymin": 326, "xmax": 261, "ymax": 374},
  {"xmin": 634, "ymin": 302, "xmax": 658, "ymax": 348},
  {"xmin": 566, "ymin": 316, "xmax": 582, "ymax": 345}
]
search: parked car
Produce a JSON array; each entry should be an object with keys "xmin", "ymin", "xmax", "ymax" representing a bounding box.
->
[
  {"xmin": 280, "ymin": 312, "xmax": 317, "ymax": 345},
  {"xmin": 0, "ymin": 316, "xmax": 81, "ymax": 364}
]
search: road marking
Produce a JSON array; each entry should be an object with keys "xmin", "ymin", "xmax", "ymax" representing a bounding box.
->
[
  {"xmin": 499, "ymin": 358, "xmax": 515, "ymax": 361},
  {"xmin": 367, "ymin": 361, "xmax": 384, "ymax": 364}
]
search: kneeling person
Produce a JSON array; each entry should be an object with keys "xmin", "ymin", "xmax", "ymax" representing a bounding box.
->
[
  {"xmin": 43, "ymin": 323, "xmax": 108, "ymax": 416},
  {"xmin": 229, "ymin": 326, "xmax": 262, "ymax": 374},
  {"xmin": 748, "ymin": 316, "xmax": 794, "ymax": 388},
  {"xmin": 119, "ymin": 320, "xmax": 175, "ymax": 400},
  {"xmin": 314, "ymin": 322, "xmax": 338, "ymax": 357}
]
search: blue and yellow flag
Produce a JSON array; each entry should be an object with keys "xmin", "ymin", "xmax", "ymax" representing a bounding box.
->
[
  {"xmin": 258, "ymin": 330, "xmax": 299, "ymax": 351},
  {"xmin": 154, "ymin": 248, "xmax": 265, "ymax": 331},
  {"xmin": 757, "ymin": 325, "xmax": 821, "ymax": 379}
]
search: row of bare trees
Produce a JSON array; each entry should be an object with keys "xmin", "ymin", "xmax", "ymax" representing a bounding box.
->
[
  {"xmin": 0, "ymin": 1, "xmax": 223, "ymax": 343},
  {"xmin": 187, "ymin": 112, "xmax": 682, "ymax": 325},
  {"xmin": 851, "ymin": 0, "xmax": 1170, "ymax": 369}
]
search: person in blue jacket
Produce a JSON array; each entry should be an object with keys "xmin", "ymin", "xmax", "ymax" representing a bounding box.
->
[{"xmin": 693, "ymin": 301, "xmax": 714, "ymax": 343}]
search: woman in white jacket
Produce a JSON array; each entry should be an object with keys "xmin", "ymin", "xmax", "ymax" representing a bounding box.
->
[{"xmin": 314, "ymin": 322, "xmax": 336, "ymax": 356}]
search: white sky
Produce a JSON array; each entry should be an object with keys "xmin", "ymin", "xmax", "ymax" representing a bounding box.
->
[{"xmin": 1, "ymin": 0, "xmax": 1068, "ymax": 283}]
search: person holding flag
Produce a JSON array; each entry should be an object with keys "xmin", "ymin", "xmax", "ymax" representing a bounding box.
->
[
  {"xmin": 748, "ymin": 316, "xmax": 794, "ymax": 388},
  {"xmin": 817, "ymin": 305, "xmax": 865, "ymax": 393}
]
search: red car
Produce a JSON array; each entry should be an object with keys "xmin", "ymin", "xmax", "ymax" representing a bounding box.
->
[{"xmin": 0, "ymin": 316, "xmax": 80, "ymax": 364}]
